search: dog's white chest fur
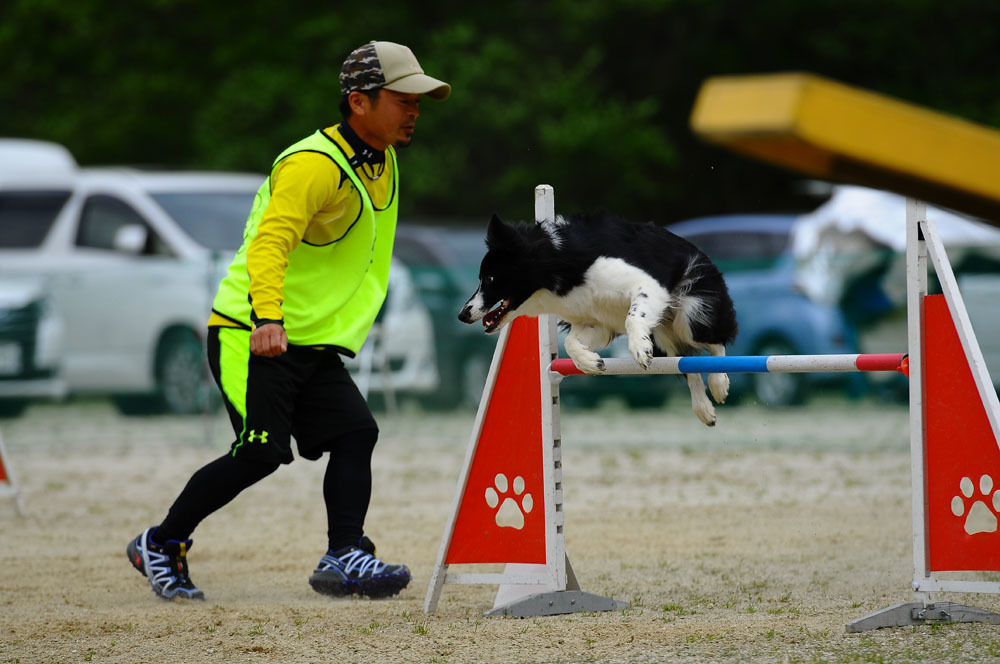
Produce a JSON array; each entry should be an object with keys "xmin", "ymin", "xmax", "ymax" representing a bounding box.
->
[{"xmin": 521, "ymin": 257, "xmax": 670, "ymax": 333}]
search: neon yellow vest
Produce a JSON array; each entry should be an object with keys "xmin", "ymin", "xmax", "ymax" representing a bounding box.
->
[{"xmin": 212, "ymin": 129, "xmax": 399, "ymax": 356}]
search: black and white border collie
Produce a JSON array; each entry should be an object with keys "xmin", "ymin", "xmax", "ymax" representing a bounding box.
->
[{"xmin": 458, "ymin": 213, "xmax": 739, "ymax": 426}]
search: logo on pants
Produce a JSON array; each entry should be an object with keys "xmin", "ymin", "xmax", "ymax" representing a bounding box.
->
[{"xmin": 246, "ymin": 429, "xmax": 269, "ymax": 444}]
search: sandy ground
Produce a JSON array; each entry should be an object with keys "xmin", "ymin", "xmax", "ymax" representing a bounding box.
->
[{"xmin": 3, "ymin": 395, "xmax": 1000, "ymax": 663}]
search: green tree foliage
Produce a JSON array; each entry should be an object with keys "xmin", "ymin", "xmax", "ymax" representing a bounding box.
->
[{"xmin": 2, "ymin": 0, "xmax": 999, "ymax": 222}]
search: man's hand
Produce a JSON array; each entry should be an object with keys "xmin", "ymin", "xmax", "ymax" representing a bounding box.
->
[{"xmin": 250, "ymin": 323, "xmax": 288, "ymax": 357}]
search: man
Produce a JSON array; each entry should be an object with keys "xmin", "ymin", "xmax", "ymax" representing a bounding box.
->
[{"xmin": 126, "ymin": 41, "xmax": 450, "ymax": 600}]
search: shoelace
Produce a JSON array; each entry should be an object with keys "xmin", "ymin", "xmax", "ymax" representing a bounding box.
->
[
  {"xmin": 146, "ymin": 547, "xmax": 186, "ymax": 589},
  {"xmin": 143, "ymin": 536, "xmax": 195, "ymax": 589},
  {"xmin": 336, "ymin": 549, "xmax": 386, "ymax": 576}
]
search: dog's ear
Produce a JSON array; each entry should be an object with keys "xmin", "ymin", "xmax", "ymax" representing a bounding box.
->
[{"xmin": 486, "ymin": 214, "xmax": 520, "ymax": 251}]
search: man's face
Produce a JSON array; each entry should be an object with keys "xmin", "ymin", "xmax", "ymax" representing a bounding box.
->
[{"xmin": 350, "ymin": 90, "xmax": 421, "ymax": 150}]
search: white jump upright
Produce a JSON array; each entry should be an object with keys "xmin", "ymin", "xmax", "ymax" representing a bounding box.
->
[{"xmin": 845, "ymin": 200, "xmax": 1000, "ymax": 631}]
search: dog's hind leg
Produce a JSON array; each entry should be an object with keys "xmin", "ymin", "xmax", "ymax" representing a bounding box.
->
[
  {"xmin": 625, "ymin": 283, "xmax": 670, "ymax": 369},
  {"xmin": 651, "ymin": 325, "xmax": 716, "ymax": 426},
  {"xmin": 686, "ymin": 373, "xmax": 717, "ymax": 427},
  {"xmin": 564, "ymin": 324, "xmax": 614, "ymax": 374},
  {"xmin": 706, "ymin": 344, "xmax": 730, "ymax": 404}
]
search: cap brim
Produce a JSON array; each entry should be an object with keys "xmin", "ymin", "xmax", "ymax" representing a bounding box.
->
[{"xmin": 383, "ymin": 73, "xmax": 451, "ymax": 101}]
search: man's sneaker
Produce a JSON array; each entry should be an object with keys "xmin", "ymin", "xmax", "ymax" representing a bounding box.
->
[
  {"xmin": 309, "ymin": 541, "xmax": 410, "ymax": 599},
  {"xmin": 126, "ymin": 527, "xmax": 205, "ymax": 600}
]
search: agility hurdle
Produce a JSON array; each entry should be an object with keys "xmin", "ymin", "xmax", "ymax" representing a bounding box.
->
[
  {"xmin": 692, "ymin": 72, "xmax": 1000, "ymax": 631},
  {"xmin": 424, "ymin": 185, "xmax": 944, "ymax": 619}
]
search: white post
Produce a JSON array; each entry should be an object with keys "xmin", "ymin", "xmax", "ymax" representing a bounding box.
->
[
  {"xmin": 535, "ymin": 184, "xmax": 555, "ymax": 224},
  {"xmin": 906, "ymin": 198, "xmax": 930, "ymax": 598}
]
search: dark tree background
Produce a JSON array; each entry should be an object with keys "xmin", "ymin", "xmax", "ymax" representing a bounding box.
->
[{"xmin": 3, "ymin": 0, "xmax": 998, "ymax": 223}]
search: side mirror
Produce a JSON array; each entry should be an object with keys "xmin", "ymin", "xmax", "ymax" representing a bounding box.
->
[{"xmin": 112, "ymin": 224, "xmax": 148, "ymax": 255}]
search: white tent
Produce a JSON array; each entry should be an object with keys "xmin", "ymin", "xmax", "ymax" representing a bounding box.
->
[{"xmin": 792, "ymin": 185, "xmax": 1000, "ymax": 309}]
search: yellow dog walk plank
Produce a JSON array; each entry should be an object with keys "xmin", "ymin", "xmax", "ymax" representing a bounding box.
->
[{"xmin": 690, "ymin": 73, "xmax": 1000, "ymax": 224}]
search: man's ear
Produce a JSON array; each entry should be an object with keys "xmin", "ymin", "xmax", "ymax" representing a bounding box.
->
[{"xmin": 348, "ymin": 90, "xmax": 370, "ymax": 117}]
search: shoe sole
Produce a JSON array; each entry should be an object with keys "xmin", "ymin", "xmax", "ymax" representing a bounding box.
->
[{"xmin": 309, "ymin": 569, "xmax": 411, "ymax": 599}]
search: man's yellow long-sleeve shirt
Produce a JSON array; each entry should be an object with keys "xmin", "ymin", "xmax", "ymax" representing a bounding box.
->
[{"xmin": 208, "ymin": 123, "xmax": 395, "ymax": 327}]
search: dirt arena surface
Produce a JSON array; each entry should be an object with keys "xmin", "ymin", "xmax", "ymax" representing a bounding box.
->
[{"xmin": 3, "ymin": 395, "xmax": 1000, "ymax": 663}]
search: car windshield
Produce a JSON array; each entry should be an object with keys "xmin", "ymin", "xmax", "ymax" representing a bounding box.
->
[
  {"xmin": 151, "ymin": 191, "xmax": 257, "ymax": 251},
  {"xmin": 0, "ymin": 190, "xmax": 71, "ymax": 248}
]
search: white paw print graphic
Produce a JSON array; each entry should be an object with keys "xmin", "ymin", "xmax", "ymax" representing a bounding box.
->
[
  {"xmin": 484, "ymin": 473, "xmax": 533, "ymax": 530},
  {"xmin": 951, "ymin": 474, "xmax": 1000, "ymax": 535}
]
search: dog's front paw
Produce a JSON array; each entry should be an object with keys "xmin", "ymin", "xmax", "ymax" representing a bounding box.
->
[
  {"xmin": 708, "ymin": 373, "xmax": 730, "ymax": 404},
  {"xmin": 628, "ymin": 335, "xmax": 654, "ymax": 370},
  {"xmin": 568, "ymin": 349, "xmax": 605, "ymax": 375}
]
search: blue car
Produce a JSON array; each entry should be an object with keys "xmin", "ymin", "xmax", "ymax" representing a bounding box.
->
[{"xmin": 668, "ymin": 214, "xmax": 861, "ymax": 406}]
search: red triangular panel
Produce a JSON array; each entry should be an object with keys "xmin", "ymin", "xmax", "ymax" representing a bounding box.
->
[
  {"xmin": 445, "ymin": 316, "xmax": 547, "ymax": 564},
  {"xmin": 924, "ymin": 294, "xmax": 1000, "ymax": 571}
]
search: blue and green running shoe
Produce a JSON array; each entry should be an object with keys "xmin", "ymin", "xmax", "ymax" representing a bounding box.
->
[
  {"xmin": 126, "ymin": 527, "xmax": 205, "ymax": 600},
  {"xmin": 309, "ymin": 537, "xmax": 410, "ymax": 599}
]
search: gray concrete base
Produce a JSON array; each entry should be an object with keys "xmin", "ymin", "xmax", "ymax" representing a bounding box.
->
[
  {"xmin": 484, "ymin": 590, "xmax": 629, "ymax": 618},
  {"xmin": 847, "ymin": 601, "xmax": 1000, "ymax": 632}
]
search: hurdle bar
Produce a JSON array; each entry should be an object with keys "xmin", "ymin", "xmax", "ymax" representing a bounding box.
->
[{"xmin": 550, "ymin": 354, "xmax": 907, "ymax": 378}]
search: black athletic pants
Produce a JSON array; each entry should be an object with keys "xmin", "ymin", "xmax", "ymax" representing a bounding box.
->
[{"xmin": 154, "ymin": 327, "xmax": 379, "ymax": 553}]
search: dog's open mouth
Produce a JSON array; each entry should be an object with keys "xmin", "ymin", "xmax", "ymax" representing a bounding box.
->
[{"xmin": 482, "ymin": 299, "xmax": 511, "ymax": 333}]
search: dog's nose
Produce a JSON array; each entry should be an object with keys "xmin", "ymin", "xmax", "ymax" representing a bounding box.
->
[{"xmin": 458, "ymin": 306, "xmax": 470, "ymax": 323}]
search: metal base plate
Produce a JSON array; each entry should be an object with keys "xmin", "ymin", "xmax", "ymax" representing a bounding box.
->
[
  {"xmin": 847, "ymin": 602, "xmax": 1000, "ymax": 632},
  {"xmin": 484, "ymin": 590, "xmax": 629, "ymax": 618}
]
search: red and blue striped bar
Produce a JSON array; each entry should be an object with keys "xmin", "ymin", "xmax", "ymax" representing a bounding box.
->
[{"xmin": 549, "ymin": 353, "xmax": 907, "ymax": 376}]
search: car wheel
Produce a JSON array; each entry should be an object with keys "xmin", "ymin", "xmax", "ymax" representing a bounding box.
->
[
  {"xmin": 156, "ymin": 329, "xmax": 217, "ymax": 415},
  {"xmin": 0, "ymin": 399, "xmax": 29, "ymax": 418},
  {"xmin": 750, "ymin": 340, "xmax": 807, "ymax": 407}
]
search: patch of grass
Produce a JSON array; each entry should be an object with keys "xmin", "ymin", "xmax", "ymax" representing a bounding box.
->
[
  {"xmin": 684, "ymin": 632, "xmax": 718, "ymax": 644},
  {"xmin": 360, "ymin": 620, "xmax": 383, "ymax": 635}
]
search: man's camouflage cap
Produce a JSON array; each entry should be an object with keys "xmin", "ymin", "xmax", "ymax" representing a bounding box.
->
[{"xmin": 340, "ymin": 41, "xmax": 450, "ymax": 101}]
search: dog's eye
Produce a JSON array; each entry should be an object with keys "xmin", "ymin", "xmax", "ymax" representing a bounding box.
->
[{"xmin": 485, "ymin": 276, "xmax": 494, "ymax": 284}]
